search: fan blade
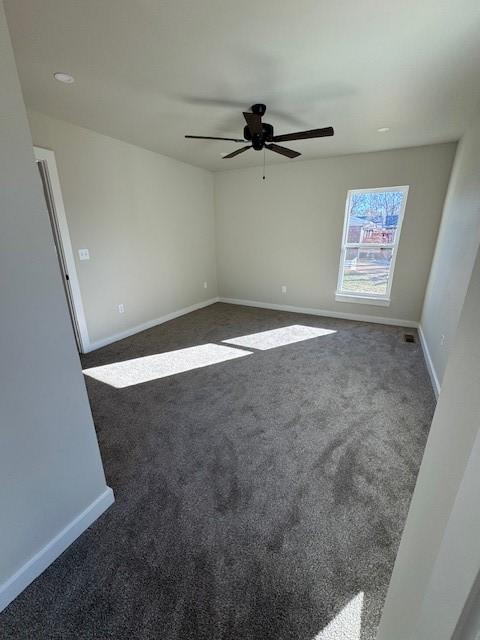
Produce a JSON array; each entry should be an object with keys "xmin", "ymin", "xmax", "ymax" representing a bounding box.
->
[
  {"xmin": 265, "ymin": 143, "xmax": 301, "ymax": 159},
  {"xmin": 243, "ymin": 112, "xmax": 263, "ymax": 136},
  {"xmin": 185, "ymin": 135, "xmax": 246, "ymax": 142},
  {"xmin": 223, "ymin": 145, "xmax": 252, "ymax": 159},
  {"xmin": 272, "ymin": 126, "xmax": 334, "ymax": 142}
]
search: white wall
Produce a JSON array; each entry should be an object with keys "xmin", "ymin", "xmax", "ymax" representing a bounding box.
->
[
  {"xmin": 0, "ymin": 3, "xmax": 112, "ymax": 611},
  {"xmin": 27, "ymin": 110, "xmax": 218, "ymax": 348},
  {"xmin": 377, "ymin": 246, "xmax": 480, "ymax": 640},
  {"xmin": 214, "ymin": 144, "xmax": 456, "ymax": 324},
  {"xmin": 420, "ymin": 118, "xmax": 480, "ymax": 386}
]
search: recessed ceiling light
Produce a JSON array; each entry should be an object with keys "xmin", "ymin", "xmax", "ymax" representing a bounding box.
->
[
  {"xmin": 377, "ymin": 127, "xmax": 390, "ymax": 133},
  {"xmin": 54, "ymin": 72, "xmax": 75, "ymax": 84}
]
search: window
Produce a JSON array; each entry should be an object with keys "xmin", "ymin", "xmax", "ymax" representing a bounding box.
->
[{"xmin": 336, "ymin": 186, "xmax": 409, "ymax": 305}]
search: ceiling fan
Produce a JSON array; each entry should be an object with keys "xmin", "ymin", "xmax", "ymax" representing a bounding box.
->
[{"xmin": 185, "ymin": 104, "xmax": 334, "ymax": 159}]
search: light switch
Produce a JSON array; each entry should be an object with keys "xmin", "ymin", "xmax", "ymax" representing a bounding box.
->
[{"xmin": 78, "ymin": 248, "xmax": 90, "ymax": 261}]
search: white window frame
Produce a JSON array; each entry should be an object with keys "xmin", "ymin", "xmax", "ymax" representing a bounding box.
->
[{"xmin": 335, "ymin": 185, "xmax": 409, "ymax": 306}]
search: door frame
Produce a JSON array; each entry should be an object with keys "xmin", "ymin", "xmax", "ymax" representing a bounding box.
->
[{"xmin": 34, "ymin": 146, "xmax": 90, "ymax": 353}]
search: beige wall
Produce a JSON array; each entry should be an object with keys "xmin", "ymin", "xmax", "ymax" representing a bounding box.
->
[
  {"xmin": 214, "ymin": 143, "xmax": 456, "ymax": 323},
  {"xmin": 377, "ymin": 246, "xmax": 480, "ymax": 640},
  {"xmin": 27, "ymin": 113, "xmax": 456, "ymax": 343},
  {"xmin": 0, "ymin": 2, "xmax": 109, "ymax": 608},
  {"xmin": 420, "ymin": 117, "xmax": 480, "ymax": 386},
  {"xmin": 28, "ymin": 110, "xmax": 218, "ymax": 347}
]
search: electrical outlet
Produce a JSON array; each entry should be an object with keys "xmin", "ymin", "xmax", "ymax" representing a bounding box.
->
[
  {"xmin": 118, "ymin": 303, "xmax": 125, "ymax": 314},
  {"xmin": 281, "ymin": 285, "xmax": 287, "ymax": 294},
  {"xmin": 78, "ymin": 248, "xmax": 90, "ymax": 261},
  {"xmin": 440, "ymin": 334, "xmax": 446, "ymax": 346},
  {"xmin": 203, "ymin": 281, "xmax": 208, "ymax": 289}
]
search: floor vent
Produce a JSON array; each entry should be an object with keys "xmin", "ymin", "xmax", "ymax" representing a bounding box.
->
[{"xmin": 403, "ymin": 333, "xmax": 417, "ymax": 344}]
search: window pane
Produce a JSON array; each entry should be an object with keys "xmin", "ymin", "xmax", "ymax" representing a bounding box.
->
[
  {"xmin": 347, "ymin": 190, "xmax": 405, "ymax": 244},
  {"xmin": 341, "ymin": 247, "xmax": 393, "ymax": 296}
]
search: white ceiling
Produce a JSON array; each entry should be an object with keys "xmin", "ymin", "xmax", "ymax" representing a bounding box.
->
[{"xmin": 5, "ymin": 0, "xmax": 480, "ymax": 171}]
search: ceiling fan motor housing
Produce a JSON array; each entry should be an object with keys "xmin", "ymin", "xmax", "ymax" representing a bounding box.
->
[
  {"xmin": 243, "ymin": 122, "xmax": 274, "ymax": 149},
  {"xmin": 244, "ymin": 104, "xmax": 273, "ymax": 149}
]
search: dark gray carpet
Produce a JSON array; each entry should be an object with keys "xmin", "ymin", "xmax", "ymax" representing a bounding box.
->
[{"xmin": 0, "ymin": 303, "xmax": 435, "ymax": 639}]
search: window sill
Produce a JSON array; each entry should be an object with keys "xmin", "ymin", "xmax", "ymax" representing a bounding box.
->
[{"xmin": 335, "ymin": 293, "xmax": 391, "ymax": 307}]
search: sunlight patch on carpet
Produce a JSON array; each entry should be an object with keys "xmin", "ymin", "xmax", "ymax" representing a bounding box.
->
[
  {"xmin": 223, "ymin": 324, "xmax": 336, "ymax": 351},
  {"xmin": 313, "ymin": 592, "xmax": 363, "ymax": 640},
  {"xmin": 83, "ymin": 343, "xmax": 252, "ymax": 388}
]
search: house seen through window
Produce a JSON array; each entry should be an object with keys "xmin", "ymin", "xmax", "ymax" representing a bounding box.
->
[{"xmin": 336, "ymin": 186, "xmax": 409, "ymax": 305}]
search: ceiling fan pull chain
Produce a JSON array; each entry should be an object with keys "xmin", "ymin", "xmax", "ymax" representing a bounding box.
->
[{"xmin": 263, "ymin": 148, "xmax": 266, "ymax": 180}]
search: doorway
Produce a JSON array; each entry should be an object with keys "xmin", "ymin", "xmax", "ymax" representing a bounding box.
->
[{"xmin": 34, "ymin": 147, "xmax": 90, "ymax": 352}]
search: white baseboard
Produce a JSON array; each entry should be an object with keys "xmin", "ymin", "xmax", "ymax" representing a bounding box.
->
[
  {"xmin": 418, "ymin": 325, "xmax": 441, "ymax": 399},
  {"xmin": 218, "ymin": 297, "xmax": 419, "ymax": 328},
  {"xmin": 86, "ymin": 297, "xmax": 220, "ymax": 352},
  {"xmin": 0, "ymin": 487, "xmax": 114, "ymax": 613}
]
